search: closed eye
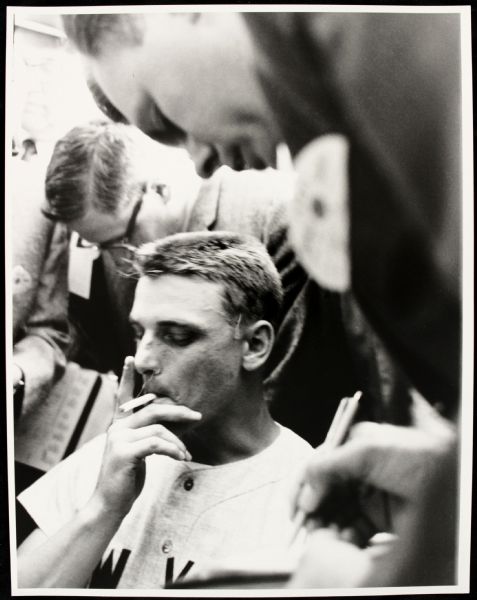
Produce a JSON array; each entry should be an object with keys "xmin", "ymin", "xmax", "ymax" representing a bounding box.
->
[
  {"xmin": 159, "ymin": 325, "xmax": 200, "ymax": 347},
  {"xmin": 146, "ymin": 103, "xmax": 187, "ymax": 147},
  {"xmin": 87, "ymin": 79, "xmax": 128, "ymax": 124}
]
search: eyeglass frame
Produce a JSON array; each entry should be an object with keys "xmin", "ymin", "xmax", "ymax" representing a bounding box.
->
[
  {"xmin": 77, "ymin": 181, "xmax": 170, "ymax": 251},
  {"xmin": 76, "ymin": 196, "xmax": 143, "ymax": 251}
]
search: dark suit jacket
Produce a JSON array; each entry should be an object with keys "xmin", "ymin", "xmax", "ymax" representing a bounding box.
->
[{"xmin": 244, "ymin": 13, "xmax": 462, "ymax": 417}]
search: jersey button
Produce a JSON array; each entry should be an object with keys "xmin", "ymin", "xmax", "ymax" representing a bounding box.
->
[
  {"xmin": 183, "ymin": 477, "xmax": 194, "ymax": 491},
  {"xmin": 162, "ymin": 540, "xmax": 173, "ymax": 554}
]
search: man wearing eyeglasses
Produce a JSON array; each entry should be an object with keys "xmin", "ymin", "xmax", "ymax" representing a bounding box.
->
[{"xmin": 43, "ymin": 120, "xmax": 357, "ymax": 446}]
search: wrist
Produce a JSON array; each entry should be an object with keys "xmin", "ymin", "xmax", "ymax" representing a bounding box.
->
[{"xmin": 80, "ymin": 493, "xmax": 126, "ymax": 532}]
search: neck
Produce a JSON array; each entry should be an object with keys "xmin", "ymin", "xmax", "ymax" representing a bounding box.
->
[{"xmin": 183, "ymin": 383, "xmax": 279, "ymax": 466}]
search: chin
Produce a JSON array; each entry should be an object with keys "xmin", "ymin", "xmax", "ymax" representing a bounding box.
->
[{"xmin": 168, "ymin": 420, "xmax": 199, "ymax": 439}]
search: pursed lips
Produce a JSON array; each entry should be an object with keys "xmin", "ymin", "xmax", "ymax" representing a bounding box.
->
[
  {"xmin": 152, "ymin": 397, "xmax": 175, "ymax": 405},
  {"xmin": 142, "ymin": 385, "xmax": 175, "ymax": 404}
]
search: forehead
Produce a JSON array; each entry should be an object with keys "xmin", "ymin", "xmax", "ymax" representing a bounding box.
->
[
  {"xmin": 86, "ymin": 15, "xmax": 216, "ymax": 143},
  {"xmin": 86, "ymin": 16, "xmax": 181, "ymax": 129},
  {"xmin": 131, "ymin": 274, "xmax": 228, "ymax": 324}
]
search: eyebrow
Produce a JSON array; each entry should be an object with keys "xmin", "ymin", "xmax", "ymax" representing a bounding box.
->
[
  {"xmin": 129, "ymin": 317, "xmax": 203, "ymax": 330},
  {"xmin": 87, "ymin": 78, "xmax": 129, "ymax": 124}
]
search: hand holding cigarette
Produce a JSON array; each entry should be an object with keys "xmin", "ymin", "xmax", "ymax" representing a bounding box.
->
[{"xmin": 91, "ymin": 356, "xmax": 202, "ymax": 519}]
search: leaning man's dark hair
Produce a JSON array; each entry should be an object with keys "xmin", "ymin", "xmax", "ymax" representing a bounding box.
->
[
  {"xmin": 62, "ymin": 13, "xmax": 144, "ymax": 57},
  {"xmin": 43, "ymin": 121, "xmax": 144, "ymax": 222},
  {"xmin": 133, "ymin": 231, "xmax": 283, "ymax": 329}
]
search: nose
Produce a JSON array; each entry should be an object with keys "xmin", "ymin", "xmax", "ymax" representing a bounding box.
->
[
  {"xmin": 184, "ymin": 137, "xmax": 223, "ymax": 178},
  {"xmin": 134, "ymin": 334, "xmax": 161, "ymax": 378}
]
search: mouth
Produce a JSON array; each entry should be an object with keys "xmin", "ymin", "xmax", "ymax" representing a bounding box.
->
[
  {"xmin": 228, "ymin": 144, "xmax": 269, "ymax": 172},
  {"xmin": 142, "ymin": 384, "xmax": 175, "ymax": 405},
  {"xmin": 238, "ymin": 142, "xmax": 271, "ymax": 171},
  {"xmin": 151, "ymin": 396, "xmax": 175, "ymax": 406},
  {"xmin": 200, "ymin": 144, "xmax": 269, "ymax": 178}
]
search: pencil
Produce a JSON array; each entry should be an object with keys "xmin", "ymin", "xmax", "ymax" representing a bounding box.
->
[{"xmin": 288, "ymin": 391, "xmax": 362, "ymax": 548}]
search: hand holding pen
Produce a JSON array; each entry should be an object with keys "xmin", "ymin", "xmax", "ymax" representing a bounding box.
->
[
  {"xmin": 287, "ymin": 390, "xmax": 458, "ymax": 588},
  {"xmin": 288, "ymin": 391, "xmax": 362, "ymax": 548},
  {"xmin": 91, "ymin": 356, "xmax": 202, "ymax": 519}
]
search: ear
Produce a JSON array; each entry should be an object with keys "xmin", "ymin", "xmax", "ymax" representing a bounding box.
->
[{"xmin": 241, "ymin": 320, "xmax": 275, "ymax": 372}]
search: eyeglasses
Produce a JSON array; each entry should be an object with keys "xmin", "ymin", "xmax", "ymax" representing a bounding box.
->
[
  {"xmin": 100, "ymin": 197, "xmax": 144, "ymax": 250},
  {"xmin": 76, "ymin": 197, "xmax": 143, "ymax": 252}
]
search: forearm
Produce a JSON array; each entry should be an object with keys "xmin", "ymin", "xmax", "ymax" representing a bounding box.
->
[
  {"xmin": 16, "ymin": 220, "xmax": 71, "ymax": 384},
  {"xmin": 18, "ymin": 496, "xmax": 124, "ymax": 588}
]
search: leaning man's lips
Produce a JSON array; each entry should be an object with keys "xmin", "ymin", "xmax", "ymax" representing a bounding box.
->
[{"xmin": 240, "ymin": 143, "xmax": 272, "ymax": 171}]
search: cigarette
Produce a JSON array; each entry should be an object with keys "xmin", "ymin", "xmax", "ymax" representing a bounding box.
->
[{"xmin": 120, "ymin": 393, "xmax": 156, "ymax": 413}]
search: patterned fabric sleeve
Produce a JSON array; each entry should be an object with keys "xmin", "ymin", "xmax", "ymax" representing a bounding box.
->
[{"xmin": 14, "ymin": 222, "xmax": 71, "ymax": 417}]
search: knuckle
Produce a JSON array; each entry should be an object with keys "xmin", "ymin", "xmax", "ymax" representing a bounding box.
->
[
  {"xmin": 145, "ymin": 402, "xmax": 156, "ymax": 415},
  {"xmin": 149, "ymin": 438, "xmax": 161, "ymax": 453},
  {"xmin": 154, "ymin": 424, "xmax": 165, "ymax": 436}
]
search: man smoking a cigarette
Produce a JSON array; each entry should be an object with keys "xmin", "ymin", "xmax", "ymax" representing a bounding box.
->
[{"xmin": 16, "ymin": 231, "xmax": 312, "ymax": 589}]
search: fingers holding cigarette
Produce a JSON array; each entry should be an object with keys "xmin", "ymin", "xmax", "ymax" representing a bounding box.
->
[
  {"xmin": 119, "ymin": 394, "xmax": 156, "ymax": 414},
  {"xmin": 124, "ymin": 424, "xmax": 192, "ymax": 461},
  {"xmin": 120, "ymin": 403, "xmax": 202, "ymax": 427},
  {"xmin": 111, "ymin": 355, "xmax": 202, "ymax": 460}
]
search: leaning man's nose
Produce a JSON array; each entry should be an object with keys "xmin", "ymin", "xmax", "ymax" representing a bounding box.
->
[
  {"xmin": 196, "ymin": 151, "xmax": 220, "ymax": 178},
  {"xmin": 185, "ymin": 139, "xmax": 220, "ymax": 178}
]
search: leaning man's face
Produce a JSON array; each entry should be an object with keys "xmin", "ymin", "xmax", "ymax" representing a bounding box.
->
[
  {"xmin": 130, "ymin": 274, "xmax": 243, "ymax": 425},
  {"xmin": 86, "ymin": 13, "xmax": 280, "ymax": 175}
]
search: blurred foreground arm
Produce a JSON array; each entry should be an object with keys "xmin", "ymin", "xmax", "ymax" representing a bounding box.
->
[{"xmin": 289, "ymin": 392, "xmax": 457, "ymax": 587}]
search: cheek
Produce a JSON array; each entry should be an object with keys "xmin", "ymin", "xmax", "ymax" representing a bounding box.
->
[{"xmin": 170, "ymin": 347, "xmax": 240, "ymax": 397}]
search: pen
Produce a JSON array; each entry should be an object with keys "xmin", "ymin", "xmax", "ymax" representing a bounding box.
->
[{"xmin": 288, "ymin": 391, "xmax": 362, "ymax": 548}]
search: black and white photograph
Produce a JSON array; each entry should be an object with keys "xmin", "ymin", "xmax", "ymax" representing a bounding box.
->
[{"xmin": 4, "ymin": 5, "xmax": 473, "ymax": 596}]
